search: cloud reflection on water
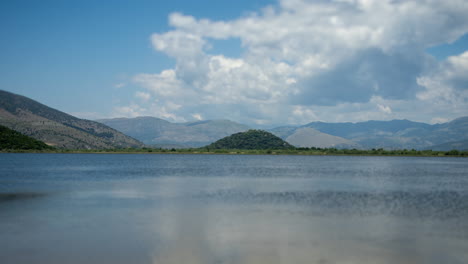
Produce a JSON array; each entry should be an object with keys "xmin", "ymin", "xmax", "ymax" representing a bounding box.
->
[{"xmin": 147, "ymin": 175, "xmax": 468, "ymax": 264}]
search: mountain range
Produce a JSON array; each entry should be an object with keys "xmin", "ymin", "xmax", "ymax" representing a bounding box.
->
[
  {"xmin": 1, "ymin": 90, "xmax": 467, "ymax": 150},
  {"xmin": 100, "ymin": 116, "xmax": 468, "ymax": 150},
  {"xmin": 0, "ymin": 90, "xmax": 143, "ymax": 149},
  {"xmin": 298, "ymin": 118, "xmax": 468, "ymax": 150}
]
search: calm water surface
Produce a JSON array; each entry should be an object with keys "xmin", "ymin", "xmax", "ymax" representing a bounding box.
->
[{"xmin": 0, "ymin": 153, "xmax": 467, "ymax": 264}]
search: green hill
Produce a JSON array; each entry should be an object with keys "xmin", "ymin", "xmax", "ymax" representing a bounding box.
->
[
  {"xmin": 207, "ymin": 130, "xmax": 294, "ymax": 150},
  {"xmin": 0, "ymin": 90, "xmax": 143, "ymax": 149},
  {"xmin": 0, "ymin": 125, "xmax": 53, "ymax": 150}
]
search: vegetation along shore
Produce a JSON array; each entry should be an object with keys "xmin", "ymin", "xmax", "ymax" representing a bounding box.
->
[{"xmin": 1, "ymin": 147, "xmax": 467, "ymax": 157}]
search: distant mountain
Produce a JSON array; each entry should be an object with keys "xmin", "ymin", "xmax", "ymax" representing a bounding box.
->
[
  {"xmin": 98, "ymin": 114, "xmax": 468, "ymax": 150},
  {"xmin": 98, "ymin": 117, "xmax": 250, "ymax": 147},
  {"xmin": 96, "ymin": 116, "xmax": 177, "ymax": 144},
  {"xmin": 268, "ymin": 117, "xmax": 468, "ymax": 150},
  {"xmin": 0, "ymin": 90, "xmax": 143, "ymax": 149},
  {"xmin": 426, "ymin": 117, "xmax": 468, "ymax": 147},
  {"xmin": 207, "ymin": 130, "xmax": 294, "ymax": 150},
  {"xmin": 0, "ymin": 125, "xmax": 53, "ymax": 150},
  {"xmin": 268, "ymin": 126, "xmax": 298, "ymax": 139},
  {"xmin": 429, "ymin": 140, "xmax": 468, "ymax": 151},
  {"xmin": 304, "ymin": 119, "xmax": 432, "ymax": 139},
  {"xmin": 303, "ymin": 118, "xmax": 468, "ymax": 150},
  {"xmin": 284, "ymin": 127, "xmax": 358, "ymax": 149}
]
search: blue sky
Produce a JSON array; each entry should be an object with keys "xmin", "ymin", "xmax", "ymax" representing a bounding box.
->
[{"xmin": 1, "ymin": 0, "xmax": 467, "ymax": 126}]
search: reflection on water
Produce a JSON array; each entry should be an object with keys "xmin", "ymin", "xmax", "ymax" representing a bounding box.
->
[
  {"xmin": 0, "ymin": 154, "xmax": 467, "ymax": 264},
  {"xmin": 0, "ymin": 192, "xmax": 46, "ymax": 202},
  {"xmin": 150, "ymin": 203, "xmax": 468, "ymax": 264}
]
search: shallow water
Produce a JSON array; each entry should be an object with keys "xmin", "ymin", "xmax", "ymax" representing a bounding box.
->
[{"xmin": 0, "ymin": 153, "xmax": 467, "ymax": 264}]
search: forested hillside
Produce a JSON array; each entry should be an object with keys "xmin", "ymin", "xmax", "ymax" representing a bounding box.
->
[
  {"xmin": 0, "ymin": 125, "xmax": 53, "ymax": 150},
  {"xmin": 207, "ymin": 130, "xmax": 294, "ymax": 150}
]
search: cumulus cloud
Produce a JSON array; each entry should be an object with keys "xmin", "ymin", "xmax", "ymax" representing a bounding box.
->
[
  {"xmin": 416, "ymin": 51, "xmax": 468, "ymax": 116},
  {"xmin": 134, "ymin": 70, "xmax": 190, "ymax": 98},
  {"xmin": 117, "ymin": 0, "xmax": 468, "ymax": 125}
]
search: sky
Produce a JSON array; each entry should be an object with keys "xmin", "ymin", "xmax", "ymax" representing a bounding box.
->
[{"xmin": 1, "ymin": 0, "xmax": 467, "ymax": 127}]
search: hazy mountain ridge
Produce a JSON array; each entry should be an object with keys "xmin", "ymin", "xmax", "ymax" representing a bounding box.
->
[
  {"xmin": 284, "ymin": 127, "xmax": 359, "ymax": 149},
  {"xmin": 267, "ymin": 117, "xmax": 468, "ymax": 150},
  {"xmin": 429, "ymin": 139, "xmax": 468, "ymax": 151},
  {"xmin": 98, "ymin": 114, "xmax": 468, "ymax": 150},
  {"xmin": 0, "ymin": 90, "xmax": 143, "ymax": 149},
  {"xmin": 98, "ymin": 117, "xmax": 250, "ymax": 147}
]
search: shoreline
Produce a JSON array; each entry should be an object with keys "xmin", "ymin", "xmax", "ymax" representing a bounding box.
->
[{"xmin": 1, "ymin": 148, "xmax": 467, "ymax": 157}]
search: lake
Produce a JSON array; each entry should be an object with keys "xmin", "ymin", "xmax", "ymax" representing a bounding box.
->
[{"xmin": 0, "ymin": 153, "xmax": 467, "ymax": 264}]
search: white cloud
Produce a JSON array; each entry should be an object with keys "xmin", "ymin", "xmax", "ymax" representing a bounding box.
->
[
  {"xmin": 114, "ymin": 83, "xmax": 126, "ymax": 89},
  {"xmin": 417, "ymin": 51, "xmax": 468, "ymax": 102},
  {"xmin": 113, "ymin": 102, "xmax": 187, "ymax": 122},
  {"xmin": 290, "ymin": 105, "xmax": 319, "ymax": 125},
  {"xmin": 151, "ymin": 31, "xmax": 206, "ymax": 58},
  {"xmin": 430, "ymin": 117, "xmax": 450, "ymax": 124},
  {"xmin": 117, "ymin": 0, "xmax": 468, "ymax": 125},
  {"xmin": 135, "ymin": 91, "xmax": 151, "ymax": 101},
  {"xmin": 416, "ymin": 51, "xmax": 468, "ymax": 118},
  {"xmin": 192, "ymin": 113, "xmax": 203, "ymax": 120},
  {"xmin": 377, "ymin": 104, "xmax": 392, "ymax": 115},
  {"xmin": 114, "ymin": 104, "xmax": 146, "ymax": 118}
]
